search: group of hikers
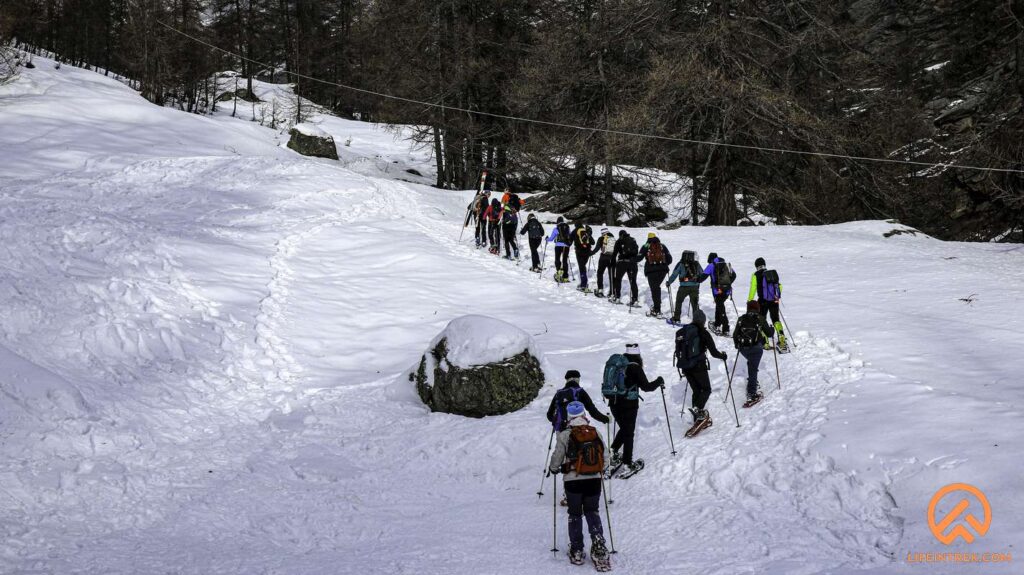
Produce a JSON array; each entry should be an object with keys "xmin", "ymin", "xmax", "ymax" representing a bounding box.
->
[{"xmin": 464, "ymin": 188, "xmax": 798, "ymax": 570}]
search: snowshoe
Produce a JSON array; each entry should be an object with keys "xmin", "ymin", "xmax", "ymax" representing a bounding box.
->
[
  {"xmin": 608, "ymin": 297, "xmax": 622, "ymax": 305},
  {"xmin": 645, "ymin": 310, "xmax": 663, "ymax": 319},
  {"xmin": 591, "ymin": 538, "xmax": 611, "ymax": 572},
  {"xmin": 609, "ymin": 450, "xmax": 622, "ymax": 469},
  {"xmin": 709, "ymin": 324, "xmax": 728, "ymax": 337},
  {"xmin": 503, "ymin": 255, "xmax": 513, "ymax": 260},
  {"xmin": 593, "ymin": 290, "xmax": 605, "ymax": 298},
  {"xmin": 627, "ymin": 300, "xmax": 641, "ymax": 308},
  {"xmin": 569, "ymin": 549, "xmax": 585, "ymax": 566},
  {"xmin": 577, "ymin": 286, "xmax": 592, "ymax": 294},
  {"xmin": 618, "ymin": 459, "xmax": 645, "ymax": 480},
  {"xmin": 777, "ymin": 340, "xmax": 792, "ymax": 354},
  {"xmin": 605, "ymin": 461, "xmax": 626, "ymax": 479},
  {"xmin": 742, "ymin": 392, "xmax": 764, "ymax": 409},
  {"xmin": 666, "ymin": 317, "xmax": 685, "ymax": 327},
  {"xmin": 684, "ymin": 410, "xmax": 713, "ymax": 438}
]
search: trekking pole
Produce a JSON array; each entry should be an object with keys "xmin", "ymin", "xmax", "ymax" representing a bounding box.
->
[
  {"xmin": 539, "ymin": 242, "xmax": 548, "ymax": 280},
  {"xmin": 730, "ymin": 294, "xmax": 740, "ymax": 317},
  {"xmin": 537, "ymin": 429, "xmax": 555, "ymax": 497},
  {"xmin": 779, "ymin": 306, "xmax": 798, "ymax": 349},
  {"xmin": 667, "ymin": 283, "xmax": 674, "ymax": 319},
  {"xmin": 605, "ymin": 419, "xmax": 614, "ymax": 504},
  {"xmin": 659, "ymin": 384, "xmax": 677, "ymax": 456},
  {"xmin": 681, "ymin": 373, "xmax": 688, "ymax": 414},
  {"xmin": 551, "ymin": 473, "xmax": 559, "ymax": 554},
  {"xmin": 568, "ymin": 257, "xmax": 576, "ymax": 282},
  {"xmin": 722, "ymin": 357, "xmax": 741, "ymax": 427},
  {"xmin": 773, "ymin": 335, "xmax": 782, "ymax": 390},
  {"xmin": 601, "ymin": 476, "xmax": 617, "ymax": 554}
]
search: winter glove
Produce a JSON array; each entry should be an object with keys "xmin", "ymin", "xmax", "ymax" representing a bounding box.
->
[
  {"xmin": 715, "ymin": 351, "xmax": 728, "ymax": 361},
  {"xmin": 654, "ymin": 376, "xmax": 665, "ymax": 388}
]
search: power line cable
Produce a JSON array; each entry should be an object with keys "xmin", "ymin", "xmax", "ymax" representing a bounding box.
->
[{"xmin": 157, "ymin": 19, "xmax": 1024, "ymax": 175}]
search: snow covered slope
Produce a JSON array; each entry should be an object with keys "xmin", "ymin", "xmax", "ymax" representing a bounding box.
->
[{"xmin": 0, "ymin": 57, "xmax": 1020, "ymax": 575}]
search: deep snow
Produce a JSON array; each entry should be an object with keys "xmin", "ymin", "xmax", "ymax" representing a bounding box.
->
[{"xmin": 0, "ymin": 57, "xmax": 1021, "ymax": 575}]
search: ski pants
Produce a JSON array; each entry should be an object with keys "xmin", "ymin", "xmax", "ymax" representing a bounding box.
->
[
  {"xmin": 529, "ymin": 237, "xmax": 542, "ymax": 268},
  {"xmin": 596, "ymin": 255, "xmax": 614, "ymax": 292},
  {"xmin": 738, "ymin": 345, "xmax": 764, "ymax": 397},
  {"xmin": 576, "ymin": 251, "xmax": 590, "ymax": 288},
  {"xmin": 475, "ymin": 217, "xmax": 486, "ymax": 245},
  {"xmin": 554, "ymin": 245, "xmax": 570, "ymax": 277},
  {"xmin": 758, "ymin": 299, "xmax": 784, "ymax": 336},
  {"xmin": 674, "ymin": 284, "xmax": 700, "ymax": 320},
  {"xmin": 502, "ymin": 225, "xmax": 518, "ymax": 257},
  {"xmin": 683, "ymin": 364, "xmax": 712, "ymax": 411},
  {"xmin": 488, "ymin": 220, "xmax": 501, "ymax": 247},
  {"xmin": 565, "ymin": 478, "xmax": 604, "ymax": 553},
  {"xmin": 646, "ymin": 270, "xmax": 668, "ymax": 313},
  {"xmin": 609, "ymin": 402, "xmax": 639, "ymax": 465},
  {"xmin": 614, "ymin": 262, "xmax": 639, "ymax": 302},
  {"xmin": 713, "ymin": 292, "xmax": 730, "ymax": 330}
]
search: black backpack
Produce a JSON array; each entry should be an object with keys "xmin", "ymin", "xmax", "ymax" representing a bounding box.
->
[
  {"xmin": 714, "ymin": 261, "xmax": 735, "ymax": 290},
  {"xmin": 733, "ymin": 313, "xmax": 762, "ymax": 348},
  {"xmin": 674, "ymin": 324, "xmax": 703, "ymax": 371},
  {"xmin": 619, "ymin": 236, "xmax": 638, "ymax": 259},
  {"xmin": 557, "ymin": 222, "xmax": 572, "ymax": 244}
]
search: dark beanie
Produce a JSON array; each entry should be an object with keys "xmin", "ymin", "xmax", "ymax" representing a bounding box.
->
[
  {"xmin": 557, "ymin": 216, "xmax": 564, "ymax": 223},
  {"xmin": 755, "ymin": 257, "xmax": 766, "ymax": 268},
  {"xmin": 707, "ymin": 252, "xmax": 718, "ymax": 263},
  {"xmin": 565, "ymin": 369, "xmax": 581, "ymax": 380},
  {"xmin": 692, "ymin": 309, "xmax": 707, "ymax": 326}
]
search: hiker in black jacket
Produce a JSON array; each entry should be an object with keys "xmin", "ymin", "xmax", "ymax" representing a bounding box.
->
[
  {"xmin": 636, "ymin": 233, "xmax": 673, "ymax": 317},
  {"xmin": 677, "ymin": 310, "xmax": 727, "ymax": 437},
  {"xmin": 519, "ymin": 214, "xmax": 545, "ymax": 272},
  {"xmin": 611, "ymin": 231, "xmax": 640, "ymax": 305},
  {"xmin": 546, "ymin": 370, "xmax": 610, "ymax": 431},
  {"xmin": 608, "ymin": 343, "xmax": 664, "ymax": 476}
]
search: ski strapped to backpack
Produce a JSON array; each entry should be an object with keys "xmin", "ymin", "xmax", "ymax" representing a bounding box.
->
[
  {"xmin": 563, "ymin": 425, "xmax": 605, "ymax": 476},
  {"xmin": 674, "ymin": 325, "xmax": 703, "ymax": 373},
  {"xmin": 602, "ymin": 354, "xmax": 637, "ymax": 401}
]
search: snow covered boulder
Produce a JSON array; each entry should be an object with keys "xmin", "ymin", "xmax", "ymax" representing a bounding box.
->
[
  {"xmin": 411, "ymin": 315, "xmax": 545, "ymax": 418},
  {"xmin": 287, "ymin": 123, "xmax": 339, "ymax": 160}
]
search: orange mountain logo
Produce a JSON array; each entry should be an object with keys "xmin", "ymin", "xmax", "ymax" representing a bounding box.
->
[{"xmin": 927, "ymin": 483, "xmax": 992, "ymax": 545}]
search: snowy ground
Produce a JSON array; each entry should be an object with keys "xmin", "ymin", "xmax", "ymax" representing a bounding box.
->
[{"xmin": 0, "ymin": 57, "xmax": 1021, "ymax": 575}]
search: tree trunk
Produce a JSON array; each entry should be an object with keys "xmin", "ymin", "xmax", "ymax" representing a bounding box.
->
[{"xmin": 433, "ymin": 125, "xmax": 445, "ymax": 189}]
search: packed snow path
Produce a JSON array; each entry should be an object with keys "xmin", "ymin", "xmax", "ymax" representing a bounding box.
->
[{"xmin": 2, "ymin": 58, "xmax": 1021, "ymax": 574}]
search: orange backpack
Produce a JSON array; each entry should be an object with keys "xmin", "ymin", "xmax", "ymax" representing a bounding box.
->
[{"xmin": 563, "ymin": 425, "xmax": 605, "ymax": 475}]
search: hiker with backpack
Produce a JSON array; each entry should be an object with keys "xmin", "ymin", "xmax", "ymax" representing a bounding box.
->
[
  {"xmin": 703, "ymin": 253, "xmax": 737, "ymax": 335},
  {"xmin": 747, "ymin": 257, "xmax": 789, "ymax": 353},
  {"xmin": 732, "ymin": 300, "xmax": 775, "ymax": 407},
  {"xmin": 520, "ymin": 214, "xmax": 546, "ymax": 272},
  {"xmin": 610, "ymin": 231, "xmax": 640, "ymax": 306},
  {"xmin": 602, "ymin": 343, "xmax": 665, "ymax": 478},
  {"xmin": 547, "ymin": 401, "xmax": 611, "ymax": 568},
  {"xmin": 593, "ymin": 228, "xmax": 616, "ymax": 298},
  {"xmin": 667, "ymin": 250, "xmax": 706, "ymax": 324},
  {"xmin": 500, "ymin": 204, "xmax": 520, "ymax": 260},
  {"xmin": 674, "ymin": 310, "xmax": 728, "ymax": 438},
  {"xmin": 572, "ymin": 223, "xmax": 596, "ymax": 292},
  {"xmin": 547, "ymin": 370, "xmax": 611, "ymax": 431},
  {"xmin": 636, "ymin": 233, "xmax": 673, "ymax": 318},
  {"xmin": 472, "ymin": 192, "xmax": 490, "ymax": 248},
  {"xmin": 484, "ymin": 198, "xmax": 502, "ymax": 254},
  {"xmin": 546, "ymin": 217, "xmax": 573, "ymax": 284}
]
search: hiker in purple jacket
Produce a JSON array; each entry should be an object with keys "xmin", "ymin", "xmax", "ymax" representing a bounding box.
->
[{"xmin": 703, "ymin": 252, "xmax": 737, "ymax": 334}]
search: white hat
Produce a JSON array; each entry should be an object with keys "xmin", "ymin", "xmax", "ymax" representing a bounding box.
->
[{"xmin": 625, "ymin": 343, "xmax": 640, "ymax": 354}]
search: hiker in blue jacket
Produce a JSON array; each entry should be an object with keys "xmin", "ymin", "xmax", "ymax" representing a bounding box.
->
[
  {"xmin": 546, "ymin": 217, "xmax": 573, "ymax": 283},
  {"xmin": 667, "ymin": 250, "xmax": 707, "ymax": 323},
  {"xmin": 703, "ymin": 252, "xmax": 737, "ymax": 334}
]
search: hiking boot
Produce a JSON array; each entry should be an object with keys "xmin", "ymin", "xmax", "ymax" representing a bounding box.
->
[
  {"xmin": 670, "ymin": 316, "xmax": 681, "ymax": 323},
  {"xmin": 594, "ymin": 290, "xmax": 605, "ymax": 297},
  {"xmin": 569, "ymin": 548, "xmax": 585, "ymax": 565},
  {"xmin": 688, "ymin": 407, "xmax": 702, "ymax": 423},
  {"xmin": 591, "ymin": 537, "xmax": 608, "ymax": 559},
  {"xmin": 610, "ymin": 450, "xmax": 622, "ymax": 468}
]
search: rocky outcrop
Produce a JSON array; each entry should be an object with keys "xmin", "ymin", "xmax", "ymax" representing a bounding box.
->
[
  {"xmin": 287, "ymin": 123, "xmax": 339, "ymax": 160},
  {"xmin": 410, "ymin": 315, "xmax": 545, "ymax": 418}
]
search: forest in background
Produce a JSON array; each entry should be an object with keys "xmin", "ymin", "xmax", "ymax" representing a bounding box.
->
[{"xmin": 2, "ymin": 0, "xmax": 1023, "ymax": 240}]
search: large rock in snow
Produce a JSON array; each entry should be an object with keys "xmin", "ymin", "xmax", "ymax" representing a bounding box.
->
[
  {"xmin": 287, "ymin": 123, "xmax": 338, "ymax": 160},
  {"xmin": 410, "ymin": 315, "xmax": 545, "ymax": 418}
]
